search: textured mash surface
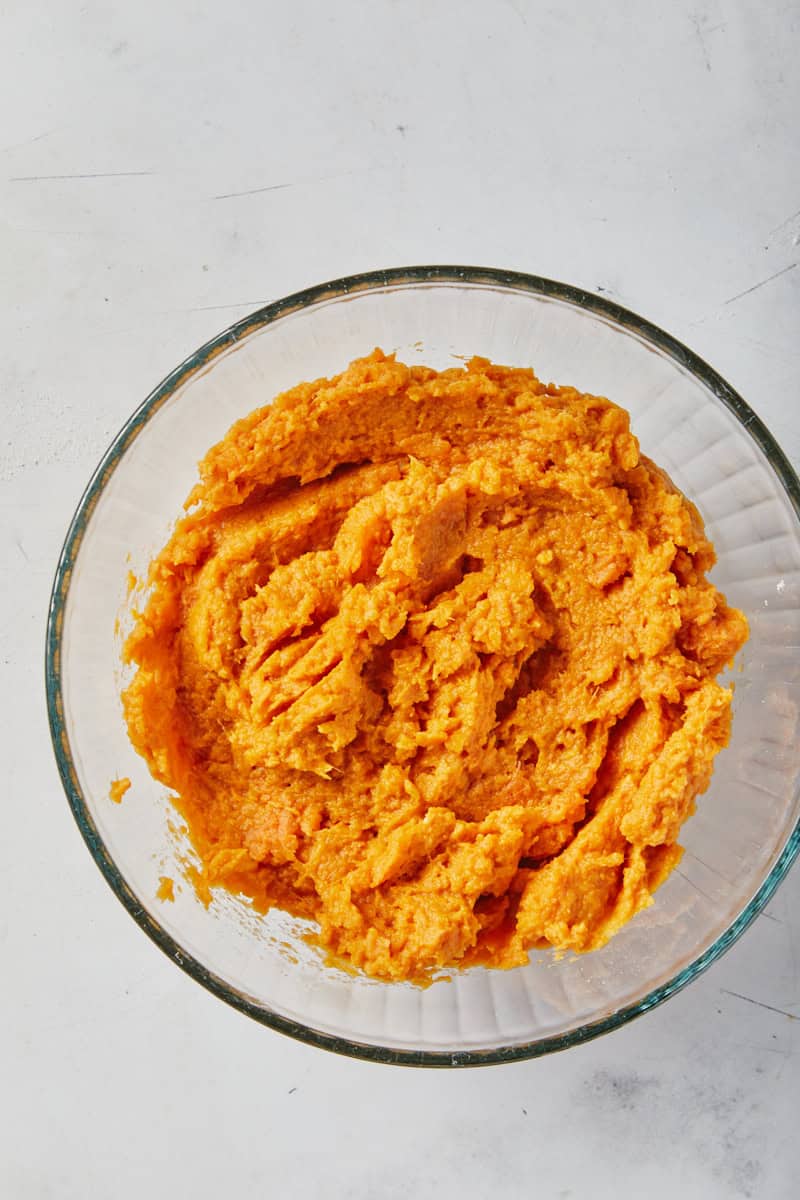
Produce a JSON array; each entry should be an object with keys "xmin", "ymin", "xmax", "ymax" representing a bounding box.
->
[{"xmin": 123, "ymin": 351, "xmax": 748, "ymax": 981}]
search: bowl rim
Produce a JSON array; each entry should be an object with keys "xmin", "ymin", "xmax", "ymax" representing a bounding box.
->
[{"xmin": 46, "ymin": 263, "xmax": 800, "ymax": 1067}]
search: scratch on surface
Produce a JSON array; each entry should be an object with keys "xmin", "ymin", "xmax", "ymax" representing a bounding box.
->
[
  {"xmin": 213, "ymin": 164, "xmax": 390, "ymax": 201},
  {"xmin": 685, "ymin": 849, "xmax": 731, "ymax": 884},
  {"xmin": 769, "ymin": 207, "xmax": 800, "ymax": 237},
  {"xmin": 721, "ymin": 989, "xmax": 797, "ymax": 1020},
  {"xmin": 759, "ymin": 910, "xmax": 783, "ymax": 924},
  {"xmin": 180, "ymin": 301, "xmax": 267, "ymax": 312},
  {"xmin": 723, "ymin": 262, "xmax": 797, "ymax": 306},
  {"xmin": 675, "ymin": 867, "xmax": 715, "ymax": 903},
  {"xmin": 14, "ymin": 537, "xmax": 29, "ymax": 562},
  {"xmin": 10, "ymin": 171, "xmax": 153, "ymax": 181},
  {"xmin": 214, "ymin": 182, "xmax": 294, "ymax": 200},
  {"xmin": 733, "ymin": 334, "xmax": 800, "ymax": 365},
  {"xmin": 690, "ymin": 13, "xmax": 712, "ymax": 71},
  {"xmin": 2, "ymin": 129, "xmax": 56, "ymax": 154}
]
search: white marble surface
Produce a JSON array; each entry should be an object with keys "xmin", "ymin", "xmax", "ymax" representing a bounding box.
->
[{"xmin": 2, "ymin": 1, "xmax": 799, "ymax": 1196}]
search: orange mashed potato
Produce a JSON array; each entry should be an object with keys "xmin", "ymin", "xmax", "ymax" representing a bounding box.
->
[
  {"xmin": 157, "ymin": 876, "xmax": 175, "ymax": 903},
  {"xmin": 109, "ymin": 776, "xmax": 131, "ymax": 804},
  {"xmin": 123, "ymin": 351, "xmax": 747, "ymax": 981}
]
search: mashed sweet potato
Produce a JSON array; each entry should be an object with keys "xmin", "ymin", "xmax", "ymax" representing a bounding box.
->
[{"xmin": 122, "ymin": 351, "xmax": 747, "ymax": 981}]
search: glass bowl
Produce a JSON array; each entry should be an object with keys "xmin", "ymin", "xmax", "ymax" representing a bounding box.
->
[{"xmin": 47, "ymin": 266, "xmax": 800, "ymax": 1066}]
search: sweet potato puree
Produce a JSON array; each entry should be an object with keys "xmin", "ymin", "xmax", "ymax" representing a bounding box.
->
[{"xmin": 123, "ymin": 351, "xmax": 747, "ymax": 981}]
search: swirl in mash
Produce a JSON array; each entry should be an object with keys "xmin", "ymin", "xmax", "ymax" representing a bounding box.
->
[{"xmin": 123, "ymin": 351, "xmax": 747, "ymax": 981}]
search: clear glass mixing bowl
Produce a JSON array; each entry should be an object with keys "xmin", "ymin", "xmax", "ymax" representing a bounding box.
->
[{"xmin": 47, "ymin": 266, "xmax": 800, "ymax": 1065}]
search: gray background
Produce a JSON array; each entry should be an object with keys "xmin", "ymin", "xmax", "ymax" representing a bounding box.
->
[{"xmin": 2, "ymin": 2, "xmax": 798, "ymax": 1197}]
